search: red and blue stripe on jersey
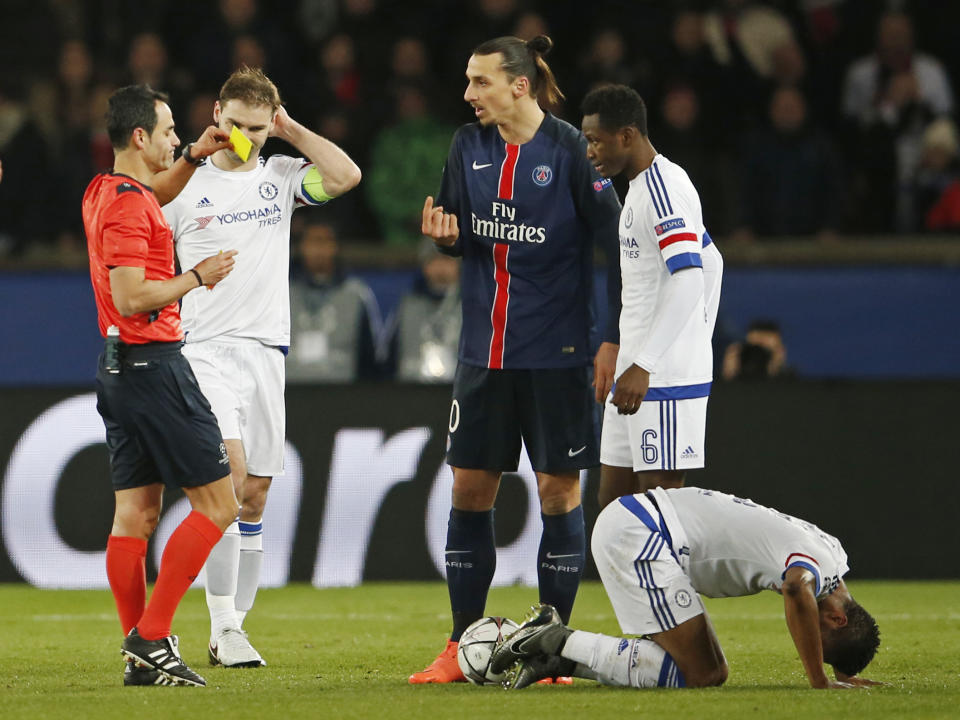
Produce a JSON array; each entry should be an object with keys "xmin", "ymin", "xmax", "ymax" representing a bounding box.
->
[
  {"xmin": 436, "ymin": 114, "xmax": 622, "ymax": 369},
  {"xmin": 644, "ymin": 161, "xmax": 702, "ymax": 274}
]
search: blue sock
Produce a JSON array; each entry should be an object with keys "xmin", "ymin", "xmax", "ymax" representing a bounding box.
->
[
  {"xmin": 537, "ymin": 505, "xmax": 585, "ymax": 624},
  {"xmin": 445, "ymin": 508, "xmax": 496, "ymax": 641}
]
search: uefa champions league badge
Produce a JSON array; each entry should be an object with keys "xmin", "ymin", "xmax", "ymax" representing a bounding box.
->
[
  {"xmin": 532, "ymin": 164, "xmax": 553, "ymax": 186},
  {"xmin": 259, "ymin": 181, "xmax": 279, "ymax": 200}
]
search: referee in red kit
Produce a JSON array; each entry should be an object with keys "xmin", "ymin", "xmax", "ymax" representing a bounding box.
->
[{"xmin": 83, "ymin": 84, "xmax": 237, "ymax": 687}]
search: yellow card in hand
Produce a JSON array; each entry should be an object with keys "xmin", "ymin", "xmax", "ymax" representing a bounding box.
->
[{"xmin": 230, "ymin": 125, "xmax": 253, "ymax": 162}]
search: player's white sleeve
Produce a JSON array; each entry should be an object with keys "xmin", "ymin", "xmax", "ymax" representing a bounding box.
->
[
  {"xmin": 701, "ymin": 242, "xmax": 723, "ymax": 338},
  {"xmin": 631, "ymin": 267, "xmax": 704, "ymax": 373}
]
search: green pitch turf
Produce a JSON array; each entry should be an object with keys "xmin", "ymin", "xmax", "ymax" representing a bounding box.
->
[{"xmin": 1, "ymin": 581, "xmax": 957, "ymax": 719}]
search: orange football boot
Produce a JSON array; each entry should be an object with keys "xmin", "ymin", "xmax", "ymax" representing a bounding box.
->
[{"xmin": 408, "ymin": 640, "xmax": 467, "ymax": 684}]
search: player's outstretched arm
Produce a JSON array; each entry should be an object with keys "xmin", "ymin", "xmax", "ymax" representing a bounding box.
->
[
  {"xmin": 109, "ymin": 250, "xmax": 237, "ymax": 316},
  {"xmin": 781, "ymin": 566, "xmax": 853, "ymax": 690},
  {"xmin": 154, "ymin": 126, "xmax": 232, "ymax": 206},
  {"xmin": 271, "ymin": 105, "xmax": 361, "ymax": 197},
  {"xmin": 422, "ymin": 196, "xmax": 459, "ymax": 247}
]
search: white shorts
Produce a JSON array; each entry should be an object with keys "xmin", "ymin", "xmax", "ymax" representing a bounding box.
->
[
  {"xmin": 591, "ymin": 495, "xmax": 704, "ymax": 635},
  {"xmin": 600, "ymin": 395, "xmax": 708, "ymax": 471},
  {"xmin": 183, "ymin": 339, "xmax": 285, "ymax": 477}
]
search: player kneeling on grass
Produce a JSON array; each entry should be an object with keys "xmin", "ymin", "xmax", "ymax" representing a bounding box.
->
[{"xmin": 491, "ymin": 487, "xmax": 881, "ymax": 690}]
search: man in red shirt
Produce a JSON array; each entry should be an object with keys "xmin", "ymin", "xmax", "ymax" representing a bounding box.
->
[{"xmin": 83, "ymin": 84, "xmax": 238, "ymax": 687}]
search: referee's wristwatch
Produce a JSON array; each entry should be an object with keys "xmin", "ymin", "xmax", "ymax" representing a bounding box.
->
[{"xmin": 181, "ymin": 143, "xmax": 203, "ymax": 166}]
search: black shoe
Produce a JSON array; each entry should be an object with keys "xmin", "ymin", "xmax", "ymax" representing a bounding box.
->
[
  {"xmin": 503, "ymin": 655, "xmax": 577, "ymax": 690},
  {"xmin": 490, "ymin": 604, "xmax": 571, "ymax": 675},
  {"xmin": 123, "ymin": 659, "xmax": 171, "ymax": 686},
  {"xmin": 122, "ymin": 628, "xmax": 206, "ymax": 687}
]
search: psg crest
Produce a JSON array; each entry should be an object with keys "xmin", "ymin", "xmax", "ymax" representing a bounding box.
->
[{"xmin": 532, "ymin": 164, "xmax": 553, "ymax": 186}]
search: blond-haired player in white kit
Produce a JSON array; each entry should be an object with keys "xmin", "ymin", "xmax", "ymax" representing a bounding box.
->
[
  {"xmin": 491, "ymin": 487, "xmax": 882, "ymax": 690},
  {"xmin": 163, "ymin": 67, "xmax": 361, "ymax": 667},
  {"xmin": 578, "ymin": 84, "xmax": 724, "ymax": 509}
]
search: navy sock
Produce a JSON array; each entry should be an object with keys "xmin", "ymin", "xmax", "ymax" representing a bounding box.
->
[
  {"xmin": 445, "ymin": 508, "xmax": 496, "ymax": 641},
  {"xmin": 537, "ymin": 505, "xmax": 585, "ymax": 624}
]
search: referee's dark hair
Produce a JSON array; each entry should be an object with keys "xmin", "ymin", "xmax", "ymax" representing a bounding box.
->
[
  {"xmin": 581, "ymin": 84, "xmax": 648, "ymax": 136},
  {"xmin": 106, "ymin": 84, "xmax": 170, "ymax": 151}
]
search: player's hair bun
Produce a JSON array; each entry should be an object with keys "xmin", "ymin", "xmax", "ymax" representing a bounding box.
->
[{"xmin": 526, "ymin": 35, "xmax": 553, "ymax": 56}]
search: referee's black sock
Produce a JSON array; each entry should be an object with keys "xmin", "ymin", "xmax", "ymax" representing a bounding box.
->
[
  {"xmin": 445, "ymin": 507, "xmax": 496, "ymax": 641},
  {"xmin": 537, "ymin": 505, "xmax": 585, "ymax": 625}
]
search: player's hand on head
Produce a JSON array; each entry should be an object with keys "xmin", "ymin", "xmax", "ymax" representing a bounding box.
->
[
  {"xmin": 192, "ymin": 126, "xmax": 233, "ymax": 158},
  {"xmin": 611, "ymin": 363, "xmax": 650, "ymax": 415},
  {"xmin": 194, "ymin": 249, "xmax": 239, "ymax": 287},
  {"xmin": 422, "ymin": 196, "xmax": 459, "ymax": 246},
  {"xmin": 269, "ymin": 105, "xmax": 291, "ymax": 137}
]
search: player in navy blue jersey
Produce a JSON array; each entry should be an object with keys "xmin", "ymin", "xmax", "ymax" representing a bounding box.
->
[{"xmin": 411, "ymin": 35, "xmax": 622, "ymax": 684}]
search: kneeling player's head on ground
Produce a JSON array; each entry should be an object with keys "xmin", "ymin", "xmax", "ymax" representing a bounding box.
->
[{"xmin": 821, "ymin": 598, "xmax": 880, "ymax": 676}]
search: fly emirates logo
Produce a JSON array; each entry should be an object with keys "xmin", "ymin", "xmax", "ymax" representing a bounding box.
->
[{"xmin": 471, "ymin": 201, "xmax": 546, "ymax": 243}]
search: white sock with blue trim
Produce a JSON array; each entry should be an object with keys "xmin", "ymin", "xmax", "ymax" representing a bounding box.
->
[
  {"xmin": 205, "ymin": 520, "xmax": 241, "ymax": 643},
  {"xmin": 561, "ymin": 630, "xmax": 685, "ymax": 688},
  {"xmin": 235, "ymin": 521, "xmax": 264, "ymax": 627}
]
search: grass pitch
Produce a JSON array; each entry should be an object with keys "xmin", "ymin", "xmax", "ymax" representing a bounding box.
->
[{"xmin": 1, "ymin": 581, "xmax": 957, "ymax": 719}]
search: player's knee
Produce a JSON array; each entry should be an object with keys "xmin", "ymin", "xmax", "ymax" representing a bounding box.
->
[
  {"xmin": 112, "ymin": 505, "xmax": 160, "ymax": 540},
  {"xmin": 685, "ymin": 662, "xmax": 728, "ymax": 688}
]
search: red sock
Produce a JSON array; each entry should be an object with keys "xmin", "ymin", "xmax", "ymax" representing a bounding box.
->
[
  {"xmin": 106, "ymin": 535, "xmax": 148, "ymax": 636},
  {"xmin": 137, "ymin": 511, "xmax": 223, "ymax": 641}
]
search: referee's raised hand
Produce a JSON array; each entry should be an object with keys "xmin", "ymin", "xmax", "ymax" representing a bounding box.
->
[
  {"xmin": 192, "ymin": 250, "xmax": 238, "ymax": 288},
  {"xmin": 190, "ymin": 125, "xmax": 233, "ymax": 160}
]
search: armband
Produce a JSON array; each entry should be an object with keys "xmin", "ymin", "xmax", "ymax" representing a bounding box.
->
[{"xmin": 302, "ymin": 166, "xmax": 333, "ymax": 203}]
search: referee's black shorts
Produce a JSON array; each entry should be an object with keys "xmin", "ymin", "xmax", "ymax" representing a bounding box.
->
[
  {"xmin": 95, "ymin": 341, "xmax": 230, "ymax": 491},
  {"xmin": 445, "ymin": 363, "xmax": 600, "ymax": 474}
]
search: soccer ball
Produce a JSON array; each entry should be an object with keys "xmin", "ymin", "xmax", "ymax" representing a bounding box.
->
[{"xmin": 457, "ymin": 616, "xmax": 520, "ymax": 685}]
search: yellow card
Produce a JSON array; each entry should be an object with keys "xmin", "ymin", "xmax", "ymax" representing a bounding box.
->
[{"xmin": 229, "ymin": 125, "xmax": 253, "ymax": 162}]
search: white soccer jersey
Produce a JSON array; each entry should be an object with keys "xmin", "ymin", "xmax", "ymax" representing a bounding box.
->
[
  {"xmin": 618, "ymin": 155, "xmax": 713, "ymax": 396},
  {"xmin": 655, "ymin": 487, "xmax": 850, "ymax": 600},
  {"xmin": 164, "ymin": 154, "xmax": 322, "ymax": 346}
]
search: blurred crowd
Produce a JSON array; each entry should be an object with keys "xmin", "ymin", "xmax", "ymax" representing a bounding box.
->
[{"xmin": 2, "ymin": 0, "xmax": 960, "ymax": 263}]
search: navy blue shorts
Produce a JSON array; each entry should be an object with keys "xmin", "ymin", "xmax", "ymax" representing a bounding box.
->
[
  {"xmin": 445, "ymin": 363, "xmax": 601, "ymax": 474},
  {"xmin": 95, "ymin": 341, "xmax": 230, "ymax": 491}
]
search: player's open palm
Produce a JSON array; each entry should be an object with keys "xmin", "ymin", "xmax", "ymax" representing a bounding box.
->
[
  {"xmin": 422, "ymin": 196, "xmax": 459, "ymax": 246},
  {"xmin": 194, "ymin": 250, "xmax": 238, "ymax": 287}
]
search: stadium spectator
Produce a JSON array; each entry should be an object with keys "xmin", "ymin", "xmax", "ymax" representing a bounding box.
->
[
  {"xmin": 721, "ymin": 319, "xmax": 792, "ymax": 381},
  {"xmin": 412, "ymin": 34, "xmax": 622, "ymax": 685},
  {"xmin": 381, "ymin": 239, "xmax": 462, "ymax": 383},
  {"xmin": 841, "ymin": 10, "xmax": 954, "ymax": 232},
  {"xmin": 366, "ymin": 84, "xmax": 455, "ymax": 246},
  {"xmin": 735, "ymin": 86, "xmax": 843, "ymax": 241},
  {"xmin": 0, "ymin": 79, "xmax": 54, "ymax": 256},
  {"xmin": 653, "ymin": 83, "xmax": 737, "ymax": 235},
  {"xmin": 913, "ymin": 117, "xmax": 960, "ymax": 232},
  {"xmin": 287, "ymin": 219, "xmax": 380, "ymax": 382},
  {"xmin": 489, "ymin": 487, "xmax": 881, "ymax": 690},
  {"xmin": 701, "ymin": 0, "xmax": 797, "ymax": 128}
]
